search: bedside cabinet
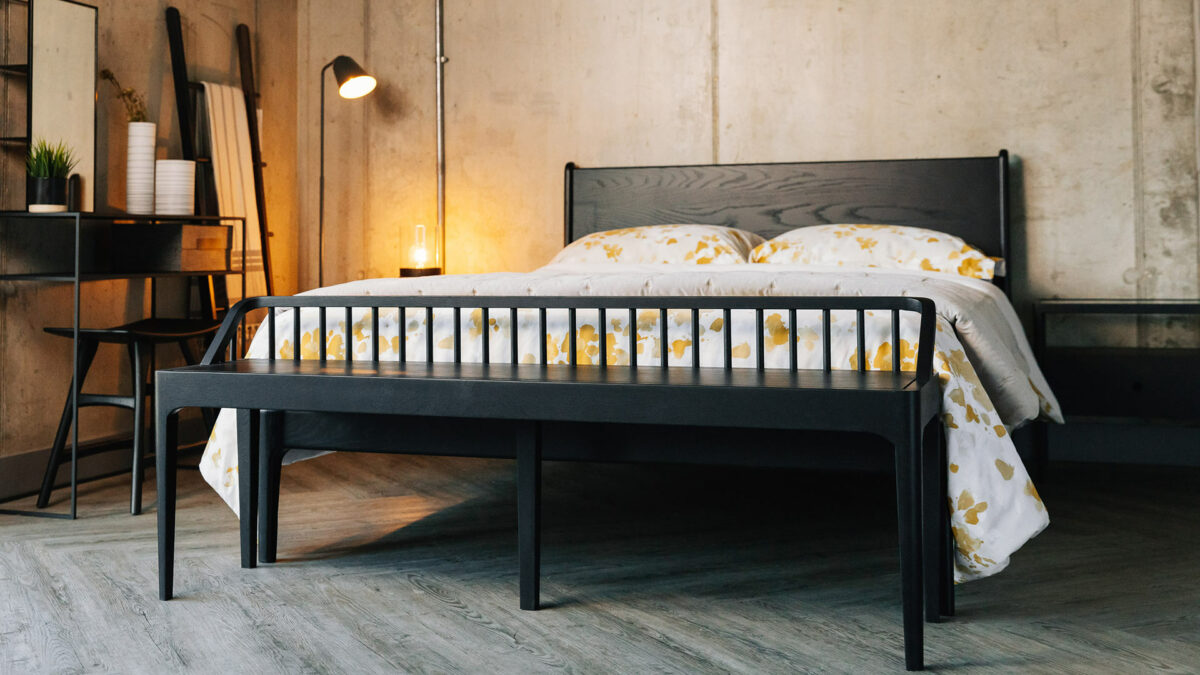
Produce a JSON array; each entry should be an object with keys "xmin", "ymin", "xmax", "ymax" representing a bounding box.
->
[{"xmin": 1033, "ymin": 299, "xmax": 1200, "ymax": 422}]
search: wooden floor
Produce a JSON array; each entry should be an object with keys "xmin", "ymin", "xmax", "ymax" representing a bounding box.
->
[{"xmin": 1, "ymin": 453, "xmax": 1197, "ymax": 674}]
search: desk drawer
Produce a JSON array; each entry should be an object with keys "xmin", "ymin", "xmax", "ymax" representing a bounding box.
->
[{"xmin": 111, "ymin": 224, "xmax": 231, "ymax": 272}]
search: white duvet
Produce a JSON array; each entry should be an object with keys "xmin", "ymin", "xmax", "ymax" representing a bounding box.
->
[{"xmin": 200, "ymin": 263, "xmax": 1061, "ymax": 582}]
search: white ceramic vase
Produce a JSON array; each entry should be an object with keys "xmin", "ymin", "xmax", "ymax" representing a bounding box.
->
[
  {"xmin": 126, "ymin": 121, "xmax": 156, "ymax": 214},
  {"xmin": 154, "ymin": 159, "xmax": 196, "ymax": 216}
]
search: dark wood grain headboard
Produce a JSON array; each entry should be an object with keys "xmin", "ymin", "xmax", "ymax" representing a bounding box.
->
[{"xmin": 564, "ymin": 151, "xmax": 1011, "ymax": 294}]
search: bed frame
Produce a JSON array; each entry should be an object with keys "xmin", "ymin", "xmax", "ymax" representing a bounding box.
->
[
  {"xmin": 155, "ymin": 152, "xmax": 1011, "ymax": 671},
  {"xmin": 567, "ymin": 151, "xmax": 1010, "ymax": 295}
]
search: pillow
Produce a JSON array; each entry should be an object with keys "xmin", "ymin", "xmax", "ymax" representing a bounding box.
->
[
  {"xmin": 751, "ymin": 224, "xmax": 998, "ymax": 280},
  {"xmin": 550, "ymin": 225, "xmax": 765, "ymax": 265}
]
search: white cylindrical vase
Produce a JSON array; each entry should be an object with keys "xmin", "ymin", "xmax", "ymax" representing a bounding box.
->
[
  {"xmin": 154, "ymin": 159, "xmax": 196, "ymax": 216},
  {"xmin": 126, "ymin": 121, "xmax": 156, "ymax": 214}
]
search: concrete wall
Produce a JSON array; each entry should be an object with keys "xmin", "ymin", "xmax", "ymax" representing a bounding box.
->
[
  {"xmin": 0, "ymin": 0, "xmax": 297, "ymax": 475},
  {"xmin": 304, "ymin": 0, "xmax": 1199, "ymax": 349},
  {"xmin": 4, "ymin": 0, "xmax": 1198, "ymax": 472}
]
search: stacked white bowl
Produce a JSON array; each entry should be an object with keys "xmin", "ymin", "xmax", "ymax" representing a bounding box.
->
[
  {"xmin": 154, "ymin": 160, "xmax": 196, "ymax": 216},
  {"xmin": 126, "ymin": 122, "xmax": 157, "ymax": 214}
]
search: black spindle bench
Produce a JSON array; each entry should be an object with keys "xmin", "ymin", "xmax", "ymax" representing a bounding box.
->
[{"xmin": 155, "ymin": 293, "xmax": 949, "ymax": 671}]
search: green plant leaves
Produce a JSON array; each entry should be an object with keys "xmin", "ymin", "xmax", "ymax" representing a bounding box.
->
[{"xmin": 26, "ymin": 138, "xmax": 78, "ymax": 179}]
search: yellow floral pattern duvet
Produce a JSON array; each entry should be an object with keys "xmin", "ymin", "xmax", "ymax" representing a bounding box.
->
[{"xmin": 201, "ymin": 263, "xmax": 1061, "ymax": 582}]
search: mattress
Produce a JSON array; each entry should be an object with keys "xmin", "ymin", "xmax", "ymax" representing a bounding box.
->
[{"xmin": 199, "ymin": 262, "xmax": 1061, "ymax": 582}]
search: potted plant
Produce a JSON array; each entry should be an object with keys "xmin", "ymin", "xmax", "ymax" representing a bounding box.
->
[
  {"xmin": 26, "ymin": 138, "xmax": 78, "ymax": 213},
  {"xmin": 101, "ymin": 68, "xmax": 154, "ymax": 214}
]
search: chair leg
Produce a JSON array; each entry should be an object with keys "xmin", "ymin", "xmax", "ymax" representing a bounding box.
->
[
  {"xmin": 938, "ymin": 426, "xmax": 955, "ymax": 617},
  {"xmin": 896, "ymin": 412, "xmax": 924, "ymax": 671},
  {"xmin": 156, "ymin": 405, "xmax": 179, "ymax": 600},
  {"xmin": 518, "ymin": 421, "xmax": 542, "ymax": 611},
  {"xmin": 921, "ymin": 417, "xmax": 942, "ymax": 623},
  {"xmin": 130, "ymin": 341, "xmax": 153, "ymax": 515},
  {"xmin": 258, "ymin": 411, "xmax": 283, "ymax": 564},
  {"xmin": 36, "ymin": 339, "xmax": 99, "ymax": 509},
  {"xmin": 236, "ymin": 409, "xmax": 260, "ymax": 570}
]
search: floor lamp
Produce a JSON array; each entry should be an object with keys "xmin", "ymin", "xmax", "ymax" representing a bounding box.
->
[{"xmin": 319, "ymin": 55, "xmax": 376, "ymax": 288}]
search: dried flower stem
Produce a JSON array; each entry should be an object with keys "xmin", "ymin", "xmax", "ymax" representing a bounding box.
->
[{"xmin": 100, "ymin": 68, "xmax": 148, "ymax": 123}]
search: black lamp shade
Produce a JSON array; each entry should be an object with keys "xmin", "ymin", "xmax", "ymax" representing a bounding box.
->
[{"xmin": 332, "ymin": 55, "xmax": 376, "ymax": 98}]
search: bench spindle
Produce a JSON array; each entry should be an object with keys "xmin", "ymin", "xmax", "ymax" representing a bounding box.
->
[
  {"xmin": 629, "ymin": 308, "xmax": 637, "ymax": 368},
  {"xmin": 691, "ymin": 308, "xmax": 700, "ymax": 370},
  {"xmin": 756, "ymin": 308, "xmax": 765, "ymax": 372},
  {"xmin": 345, "ymin": 307, "xmax": 352, "ymax": 359},
  {"xmin": 398, "ymin": 307, "xmax": 407, "ymax": 363},
  {"xmin": 856, "ymin": 309, "xmax": 866, "ymax": 372},
  {"xmin": 318, "ymin": 307, "xmax": 327, "ymax": 362},
  {"xmin": 723, "ymin": 308, "xmax": 732, "ymax": 370},
  {"xmin": 822, "ymin": 309, "xmax": 831, "ymax": 371},
  {"xmin": 453, "ymin": 307, "xmax": 462, "ymax": 364},
  {"xmin": 482, "ymin": 307, "xmax": 490, "ymax": 364},
  {"xmin": 788, "ymin": 308, "xmax": 798, "ymax": 372},
  {"xmin": 425, "ymin": 307, "xmax": 434, "ymax": 364},
  {"xmin": 538, "ymin": 308, "xmax": 547, "ymax": 365},
  {"xmin": 370, "ymin": 307, "xmax": 380, "ymax": 363},
  {"xmin": 267, "ymin": 308, "xmax": 276, "ymax": 361},
  {"xmin": 569, "ymin": 308, "xmax": 577, "ymax": 367},
  {"xmin": 510, "ymin": 307, "xmax": 518, "ymax": 365},
  {"xmin": 892, "ymin": 309, "xmax": 901, "ymax": 372},
  {"xmin": 599, "ymin": 308, "xmax": 607, "ymax": 368},
  {"xmin": 659, "ymin": 308, "xmax": 668, "ymax": 370},
  {"xmin": 292, "ymin": 307, "xmax": 301, "ymax": 362}
]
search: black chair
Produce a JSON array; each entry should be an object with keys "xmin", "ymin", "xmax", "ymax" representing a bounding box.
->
[{"xmin": 37, "ymin": 318, "xmax": 221, "ymax": 515}]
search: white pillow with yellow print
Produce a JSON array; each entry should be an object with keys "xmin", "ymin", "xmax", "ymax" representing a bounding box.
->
[
  {"xmin": 751, "ymin": 224, "xmax": 999, "ymax": 280},
  {"xmin": 550, "ymin": 224, "xmax": 765, "ymax": 265}
]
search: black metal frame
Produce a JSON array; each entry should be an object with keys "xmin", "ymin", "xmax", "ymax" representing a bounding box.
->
[
  {"xmin": 0, "ymin": 211, "xmax": 244, "ymax": 519},
  {"xmin": 156, "ymin": 293, "xmax": 949, "ymax": 671}
]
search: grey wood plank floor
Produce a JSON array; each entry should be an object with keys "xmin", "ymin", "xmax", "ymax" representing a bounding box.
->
[{"xmin": 1, "ymin": 453, "xmax": 1197, "ymax": 674}]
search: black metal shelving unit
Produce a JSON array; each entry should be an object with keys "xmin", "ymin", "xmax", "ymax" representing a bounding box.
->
[{"xmin": 0, "ymin": 211, "xmax": 245, "ymax": 519}]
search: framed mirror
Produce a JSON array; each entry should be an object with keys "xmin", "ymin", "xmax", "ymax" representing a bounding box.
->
[{"xmin": 0, "ymin": 0, "xmax": 96, "ymax": 211}]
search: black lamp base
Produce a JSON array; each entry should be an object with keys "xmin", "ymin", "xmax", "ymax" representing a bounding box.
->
[{"xmin": 400, "ymin": 267, "xmax": 441, "ymax": 278}]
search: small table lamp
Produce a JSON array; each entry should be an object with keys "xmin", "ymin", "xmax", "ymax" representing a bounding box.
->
[
  {"xmin": 318, "ymin": 55, "xmax": 376, "ymax": 287},
  {"xmin": 401, "ymin": 223, "xmax": 440, "ymax": 277}
]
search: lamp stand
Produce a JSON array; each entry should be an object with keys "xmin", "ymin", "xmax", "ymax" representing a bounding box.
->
[{"xmin": 318, "ymin": 59, "xmax": 334, "ymax": 288}]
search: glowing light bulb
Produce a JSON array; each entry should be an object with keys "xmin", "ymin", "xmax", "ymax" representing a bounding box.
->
[{"xmin": 411, "ymin": 223, "xmax": 429, "ymax": 268}]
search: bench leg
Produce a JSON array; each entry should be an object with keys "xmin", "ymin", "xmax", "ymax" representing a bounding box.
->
[
  {"xmin": 518, "ymin": 421, "xmax": 542, "ymax": 611},
  {"xmin": 921, "ymin": 417, "xmax": 943, "ymax": 624},
  {"xmin": 938, "ymin": 425, "xmax": 955, "ymax": 617},
  {"xmin": 258, "ymin": 411, "xmax": 283, "ymax": 564},
  {"xmin": 156, "ymin": 405, "xmax": 179, "ymax": 601},
  {"xmin": 897, "ymin": 416, "xmax": 924, "ymax": 671},
  {"xmin": 236, "ymin": 409, "xmax": 260, "ymax": 570}
]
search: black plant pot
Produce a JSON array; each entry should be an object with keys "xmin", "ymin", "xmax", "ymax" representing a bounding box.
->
[{"xmin": 27, "ymin": 176, "xmax": 68, "ymax": 211}]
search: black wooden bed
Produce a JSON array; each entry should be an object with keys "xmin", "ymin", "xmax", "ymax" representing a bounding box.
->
[{"xmin": 155, "ymin": 151, "xmax": 1012, "ymax": 672}]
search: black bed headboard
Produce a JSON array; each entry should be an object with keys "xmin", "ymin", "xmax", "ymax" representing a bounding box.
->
[{"xmin": 565, "ymin": 151, "xmax": 1011, "ymax": 294}]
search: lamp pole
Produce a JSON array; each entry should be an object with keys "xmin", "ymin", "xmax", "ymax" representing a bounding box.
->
[
  {"xmin": 318, "ymin": 59, "xmax": 335, "ymax": 288},
  {"xmin": 435, "ymin": 0, "xmax": 446, "ymax": 272}
]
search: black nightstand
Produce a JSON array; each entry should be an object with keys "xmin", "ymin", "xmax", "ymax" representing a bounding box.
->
[
  {"xmin": 1031, "ymin": 299, "xmax": 1200, "ymax": 477},
  {"xmin": 1033, "ymin": 299, "xmax": 1200, "ymax": 422}
]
